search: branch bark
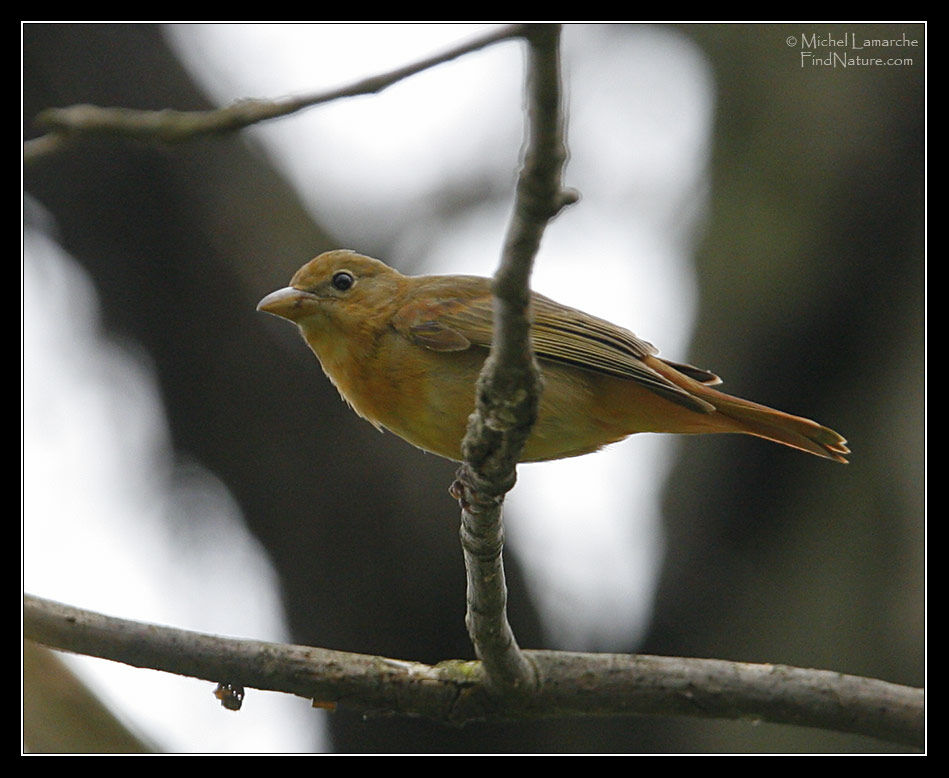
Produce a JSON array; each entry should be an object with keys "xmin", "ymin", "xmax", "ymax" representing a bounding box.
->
[
  {"xmin": 24, "ymin": 24, "xmax": 529, "ymax": 165},
  {"xmin": 23, "ymin": 595, "xmax": 924, "ymax": 749},
  {"xmin": 451, "ymin": 23, "xmax": 577, "ymax": 695}
]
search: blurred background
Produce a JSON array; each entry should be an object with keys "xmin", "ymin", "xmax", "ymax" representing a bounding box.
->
[{"xmin": 22, "ymin": 23, "xmax": 924, "ymax": 753}]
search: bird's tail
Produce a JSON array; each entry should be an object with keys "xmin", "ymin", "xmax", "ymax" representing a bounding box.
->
[
  {"xmin": 648, "ymin": 356, "xmax": 850, "ymax": 463},
  {"xmin": 699, "ymin": 386, "xmax": 850, "ymax": 463}
]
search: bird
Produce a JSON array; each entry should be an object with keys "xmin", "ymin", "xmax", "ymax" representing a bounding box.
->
[{"xmin": 257, "ymin": 250, "xmax": 849, "ymax": 464}]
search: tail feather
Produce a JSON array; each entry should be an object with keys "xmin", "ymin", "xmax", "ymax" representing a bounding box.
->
[
  {"xmin": 643, "ymin": 355, "xmax": 849, "ymax": 463},
  {"xmin": 706, "ymin": 390, "xmax": 850, "ymax": 463}
]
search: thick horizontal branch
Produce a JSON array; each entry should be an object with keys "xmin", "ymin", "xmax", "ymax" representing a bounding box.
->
[
  {"xmin": 24, "ymin": 24, "xmax": 528, "ymax": 164},
  {"xmin": 24, "ymin": 595, "xmax": 924, "ymax": 748}
]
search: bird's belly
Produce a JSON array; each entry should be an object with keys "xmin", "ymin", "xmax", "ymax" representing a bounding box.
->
[
  {"xmin": 323, "ymin": 341, "xmax": 707, "ymax": 463},
  {"xmin": 382, "ymin": 355, "xmax": 663, "ymax": 463}
]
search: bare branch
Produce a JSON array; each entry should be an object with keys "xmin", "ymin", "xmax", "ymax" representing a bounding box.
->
[
  {"xmin": 23, "ymin": 595, "xmax": 924, "ymax": 749},
  {"xmin": 452, "ymin": 24, "xmax": 577, "ymax": 695},
  {"xmin": 23, "ymin": 24, "xmax": 529, "ymax": 165}
]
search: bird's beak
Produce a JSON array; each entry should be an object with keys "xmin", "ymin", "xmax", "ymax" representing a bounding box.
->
[{"xmin": 257, "ymin": 287, "xmax": 317, "ymax": 321}]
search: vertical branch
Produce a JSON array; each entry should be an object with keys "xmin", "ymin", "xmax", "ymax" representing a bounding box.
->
[{"xmin": 452, "ymin": 24, "xmax": 577, "ymax": 693}]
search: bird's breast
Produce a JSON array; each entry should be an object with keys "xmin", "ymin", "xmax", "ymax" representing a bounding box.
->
[{"xmin": 304, "ymin": 326, "xmax": 482, "ymax": 459}]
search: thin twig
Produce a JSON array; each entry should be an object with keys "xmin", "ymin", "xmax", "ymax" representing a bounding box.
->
[
  {"xmin": 23, "ymin": 595, "xmax": 924, "ymax": 748},
  {"xmin": 451, "ymin": 24, "xmax": 577, "ymax": 694},
  {"xmin": 23, "ymin": 24, "xmax": 528, "ymax": 165}
]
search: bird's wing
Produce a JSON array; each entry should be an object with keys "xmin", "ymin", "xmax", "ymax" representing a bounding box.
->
[{"xmin": 393, "ymin": 289, "xmax": 718, "ymax": 413}]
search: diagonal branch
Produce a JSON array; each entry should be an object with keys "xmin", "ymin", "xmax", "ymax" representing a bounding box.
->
[
  {"xmin": 23, "ymin": 595, "xmax": 925, "ymax": 749},
  {"xmin": 24, "ymin": 24, "xmax": 529, "ymax": 165},
  {"xmin": 451, "ymin": 24, "xmax": 577, "ymax": 693}
]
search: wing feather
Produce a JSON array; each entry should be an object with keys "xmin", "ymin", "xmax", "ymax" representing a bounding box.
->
[{"xmin": 393, "ymin": 286, "xmax": 715, "ymax": 413}]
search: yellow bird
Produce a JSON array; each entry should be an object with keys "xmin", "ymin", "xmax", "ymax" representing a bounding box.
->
[{"xmin": 258, "ymin": 250, "xmax": 849, "ymax": 464}]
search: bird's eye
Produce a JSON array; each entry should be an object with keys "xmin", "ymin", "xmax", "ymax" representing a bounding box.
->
[{"xmin": 331, "ymin": 270, "xmax": 355, "ymax": 292}]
